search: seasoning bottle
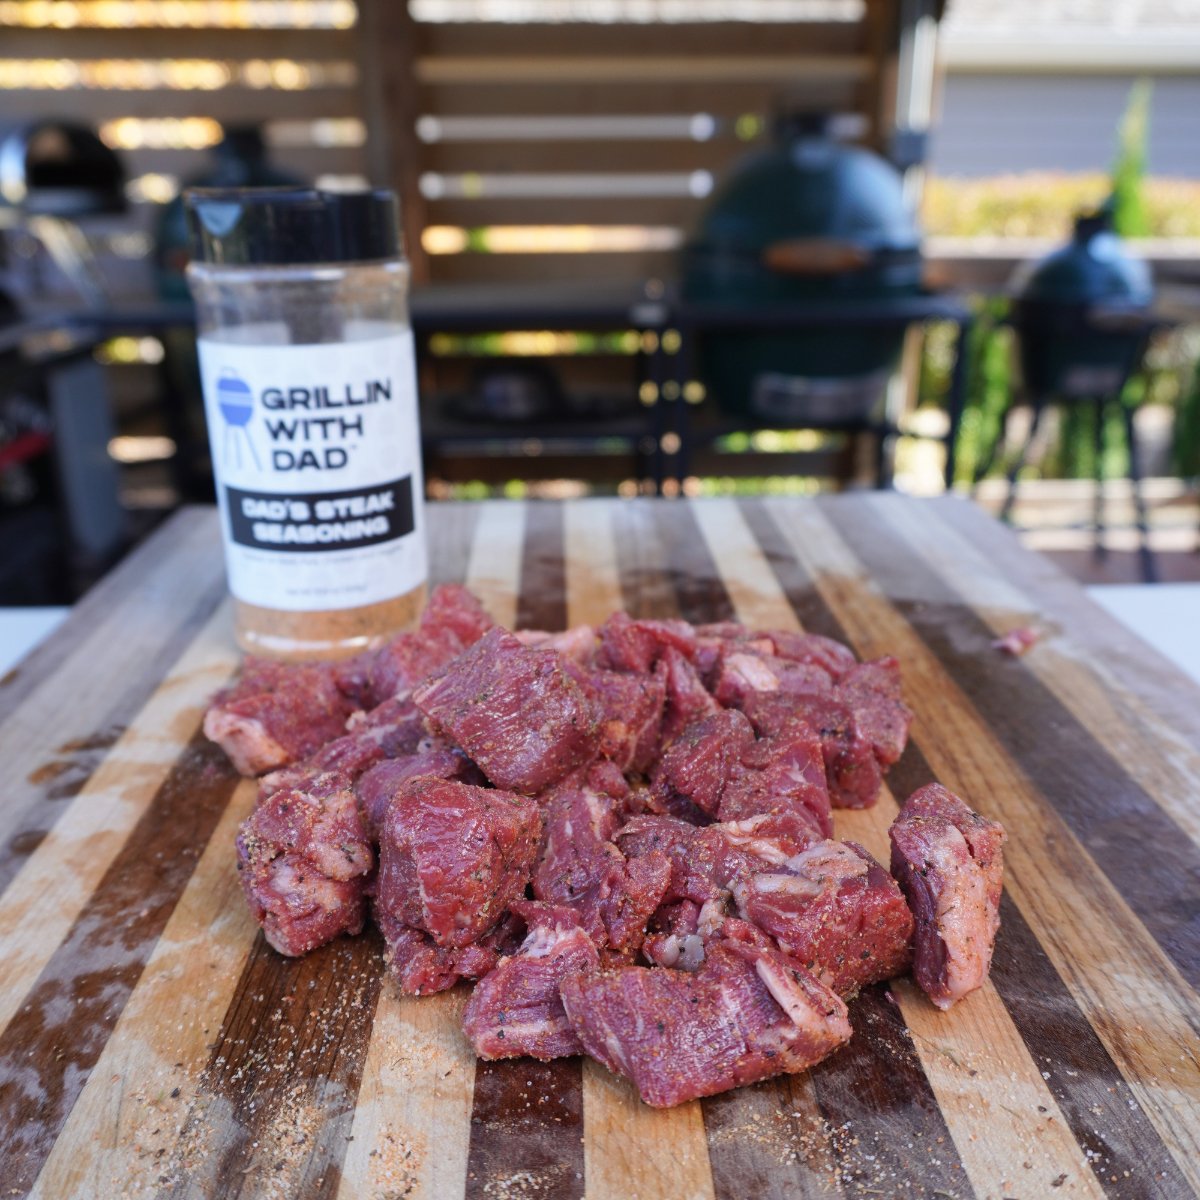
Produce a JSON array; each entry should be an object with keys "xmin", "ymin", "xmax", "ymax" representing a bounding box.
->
[{"xmin": 185, "ymin": 187, "xmax": 427, "ymax": 660}]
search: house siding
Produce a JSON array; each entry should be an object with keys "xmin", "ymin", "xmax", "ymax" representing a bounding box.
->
[{"xmin": 930, "ymin": 72, "xmax": 1200, "ymax": 178}]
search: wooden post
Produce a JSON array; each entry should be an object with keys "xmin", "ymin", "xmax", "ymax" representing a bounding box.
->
[
  {"xmin": 862, "ymin": 0, "xmax": 900, "ymax": 156},
  {"xmin": 357, "ymin": 0, "xmax": 429, "ymax": 284}
]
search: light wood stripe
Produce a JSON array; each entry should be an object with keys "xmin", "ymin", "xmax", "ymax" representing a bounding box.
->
[
  {"xmin": 687, "ymin": 499, "xmax": 790, "ymax": 633},
  {"xmin": 0, "ymin": 514, "xmax": 225, "ymax": 888},
  {"xmin": 564, "ymin": 499, "xmax": 624, "ymax": 624},
  {"xmin": 563, "ymin": 500, "xmax": 716, "ymax": 1200},
  {"xmin": 762, "ymin": 496, "xmax": 1200, "ymax": 1193},
  {"xmin": 336, "ymin": 988, "xmax": 477, "ymax": 1200},
  {"xmin": 0, "ymin": 600, "xmax": 239, "ymax": 1041},
  {"xmin": 28, "ymin": 778, "xmax": 258, "ymax": 1199},
  {"xmin": 334, "ymin": 502, "xmax": 527, "ymax": 1200},
  {"xmin": 871, "ymin": 493, "xmax": 1200, "ymax": 848},
  {"xmin": 464, "ymin": 500, "xmax": 526, "ymax": 630},
  {"xmin": 693, "ymin": 498, "xmax": 1102, "ymax": 1200}
]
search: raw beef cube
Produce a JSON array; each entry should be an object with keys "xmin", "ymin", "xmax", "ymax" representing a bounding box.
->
[
  {"xmin": 732, "ymin": 840, "xmax": 914, "ymax": 996},
  {"xmin": 236, "ymin": 773, "xmax": 373, "ymax": 956},
  {"xmin": 534, "ymin": 769, "xmax": 671, "ymax": 954},
  {"xmin": 617, "ymin": 813, "xmax": 819, "ymax": 910},
  {"xmin": 533, "ymin": 770, "xmax": 623, "ymax": 906},
  {"xmin": 764, "ymin": 630, "xmax": 858, "ymax": 680},
  {"xmin": 614, "ymin": 815, "xmax": 713, "ymax": 904},
  {"xmin": 652, "ymin": 709, "xmax": 832, "ymax": 838},
  {"xmin": 596, "ymin": 612, "xmax": 697, "ymax": 674},
  {"xmin": 651, "ymin": 709, "xmax": 754, "ymax": 819},
  {"xmin": 413, "ymin": 627, "xmax": 599, "ymax": 793},
  {"xmin": 376, "ymin": 777, "xmax": 541, "ymax": 949},
  {"xmin": 560, "ymin": 936, "xmax": 851, "ymax": 1108},
  {"xmin": 579, "ymin": 663, "xmax": 667, "ymax": 775},
  {"xmin": 205, "ymin": 658, "xmax": 357, "ymax": 777},
  {"xmin": 746, "ymin": 692, "xmax": 882, "ymax": 809},
  {"xmin": 692, "ymin": 623, "xmax": 774, "ymax": 680},
  {"xmin": 719, "ymin": 712, "xmax": 833, "ymax": 837},
  {"xmin": 421, "ymin": 582, "xmax": 494, "ymax": 646},
  {"xmin": 375, "ymin": 905, "xmax": 520, "ymax": 996},
  {"xmin": 658, "ymin": 647, "xmax": 721, "ymax": 747},
  {"xmin": 835, "ymin": 658, "xmax": 912, "ymax": 767},
  {"xmin": 346, "ymin": 624, "xmax": 466, "ymax": 710},
  {"xmin": 711, "ymin": 650, "xmax": 833, "ymax": 710},
  {"xmin": 599, "ymin": 851, "xmax": 673, "ymax": 955},
  {"xmin": 257, "ymin": 695, "xmax": 428, "ymax": 800},
  {"xmin": 889, "ymin": 784, "xmax": 1006, "ymax": 1010},
  {"xmin": 354, "ymin": 746, "xmax": 482, "ymax": 839},
  {"xmin": 515, "ymin": 625, "xmax": 598, "ymax": 665},
  {"xmin": 335, "ymin": 584, "xmax": 495, "ymax": 708},
  {"xmin": 462, "ymin": 901, "xmax": 601, "ymax": 1060}
]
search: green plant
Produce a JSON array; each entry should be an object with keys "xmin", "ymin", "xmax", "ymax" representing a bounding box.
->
[
  {"xmin": 1111, "ymin": 79, "xmax": 1153, "ymax": 238},
  {"xmin": 1175, "ymin": 358, "xmax": 1200, "ymax": 478}
]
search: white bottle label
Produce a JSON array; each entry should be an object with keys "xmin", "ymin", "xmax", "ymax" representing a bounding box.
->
[{"xmin": 197, "ymin": 331, "xmax": 427, "ymax": 612}]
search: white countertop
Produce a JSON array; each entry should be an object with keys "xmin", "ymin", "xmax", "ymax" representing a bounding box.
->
[{"xmin": 1086, "ymin": 583, "xmax": 1200, "ymax": 687}]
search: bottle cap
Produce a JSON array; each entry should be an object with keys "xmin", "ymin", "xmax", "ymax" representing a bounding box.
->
[{"xmin": 184, "ymin": 186, "xmax": 401, "ymax": 266}]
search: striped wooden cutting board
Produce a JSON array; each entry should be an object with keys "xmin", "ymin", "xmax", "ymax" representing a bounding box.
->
[{"xmin": 1, "ymin": 495, "xmax": 1197, "ymax": 1200}]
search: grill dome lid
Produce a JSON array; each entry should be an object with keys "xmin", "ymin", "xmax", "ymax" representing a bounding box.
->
[
  {"xmin": 1012, "ymin": 206, "xmax": 1153, "ymax": 309},
  {"xmin": 691, "ymin": 113, "xmax": 919, "ymax": 259}
]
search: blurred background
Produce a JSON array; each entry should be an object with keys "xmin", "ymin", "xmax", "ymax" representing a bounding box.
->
[{"xmin": 1, "ymin": 0, "xmax": 1198, "ymax": 605}]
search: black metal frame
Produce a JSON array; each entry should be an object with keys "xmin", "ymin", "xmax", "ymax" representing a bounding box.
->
[
  {"xmin": 972, "ymin": 310, "xmax": 1171, "ymax": 584},
  {"xmin": 668, "ymin": 294, "xmax": 975, "ymax": 489}
]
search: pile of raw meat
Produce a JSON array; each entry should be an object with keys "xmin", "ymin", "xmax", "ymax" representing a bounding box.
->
[{"xmin": 206, "ymin": 584, "xmax": 1006, "ymax": 1108}]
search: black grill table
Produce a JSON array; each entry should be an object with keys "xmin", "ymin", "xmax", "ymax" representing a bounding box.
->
[{"xmin": 670, "ymin": 292, "xmax": 975, "ymax": 489}]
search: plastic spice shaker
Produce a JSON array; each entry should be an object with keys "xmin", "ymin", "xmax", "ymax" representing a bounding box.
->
[{"xmin": 185, "ymin": 186, "xmax": 428, "ymax": 660}]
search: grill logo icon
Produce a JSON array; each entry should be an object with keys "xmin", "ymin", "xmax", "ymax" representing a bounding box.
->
[{"xmin": 215, "ymin": 367, "xmax": 262, "ymax": 471}]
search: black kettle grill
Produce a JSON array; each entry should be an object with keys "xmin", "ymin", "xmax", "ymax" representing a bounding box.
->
[
  {"xmin": 0, "ymin": 119, "xmax": 126, "ymax": 306},
  {"xmin": 1010, "ymin": 204, "xmax": 1154, "ymax": 400}
]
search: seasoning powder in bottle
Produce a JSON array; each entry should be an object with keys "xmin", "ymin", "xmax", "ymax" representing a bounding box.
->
[{"xmin": 185, "ymin": 187, "xmax": 427, "ymax": 660}]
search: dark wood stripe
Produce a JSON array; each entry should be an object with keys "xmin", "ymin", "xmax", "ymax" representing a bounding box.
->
[
  {"xmin": 654, "ymin": 499, "xmax": 736, "ymax": 625},
  {"xmin": 465, "ymin": 1058, "xmax": 586, "ymax": 1200},
  {"xmin": 428, "ymin": 502, "xmax": 483, "ymax": 589},
  {"xmin": 819, "ymin": 496, "xmax": 1200, "ymax": 990},
  {"xmin": 170, "ymin": 931, "xmax": 386, "ymax": 1200},
  {"xmin": 702, "ymin": 1082, "xmax": 837, "ymax": 1200},
  {"xmin": 0, "ymin": 730, "xmax": 240, "ymax": 1197},
  {"xmin": 738, "ymin": 498, "xmax": 972, "ymax": 1200},
  {"xmin": 466, "ymin": 496, "xmax": 586, "ymax": 1200},
  {"xmin": 748, "ymin": 495, "xmax": 1190, "ymax": 1200},
  {"xmin": 516, "ymin": 500, "xmax": 569, "ymax": 633},
  {"xmin": 0, "ymin": 569, "xmax": 228, "ymax": 898}
]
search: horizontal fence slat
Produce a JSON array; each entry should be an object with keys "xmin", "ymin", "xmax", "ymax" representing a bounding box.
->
[
  {"xmin": 0, "ymin": 86, "xmax": 362, "ymax": 122},
  {"xmin": 0, "ymin": 27, "xmax": 360, "ymax": 60},
  {"xmin": 427, "ymin": 248, "xmax": 678, "ymax": 285},
  {"xmin": 418, "ymin": 20, "xmax": 865, "ymax": 58},
  {"xmin": 416, "ymin": 54, "xmax": 870, "ymax": 85},
  {"xmin": 418, "ymin": 78, "xmax": 861, "ymax": 117},
  {"xmin": 425, "ymin": 195, "xmax": 702, "ymax": 227},
  {"xmin": 423, "ymin": 138, "xmax": 757, "ymax": 175},
  {"xmin": 117, "ymin": 144, "xmax": 367, "ymax": 181}
]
